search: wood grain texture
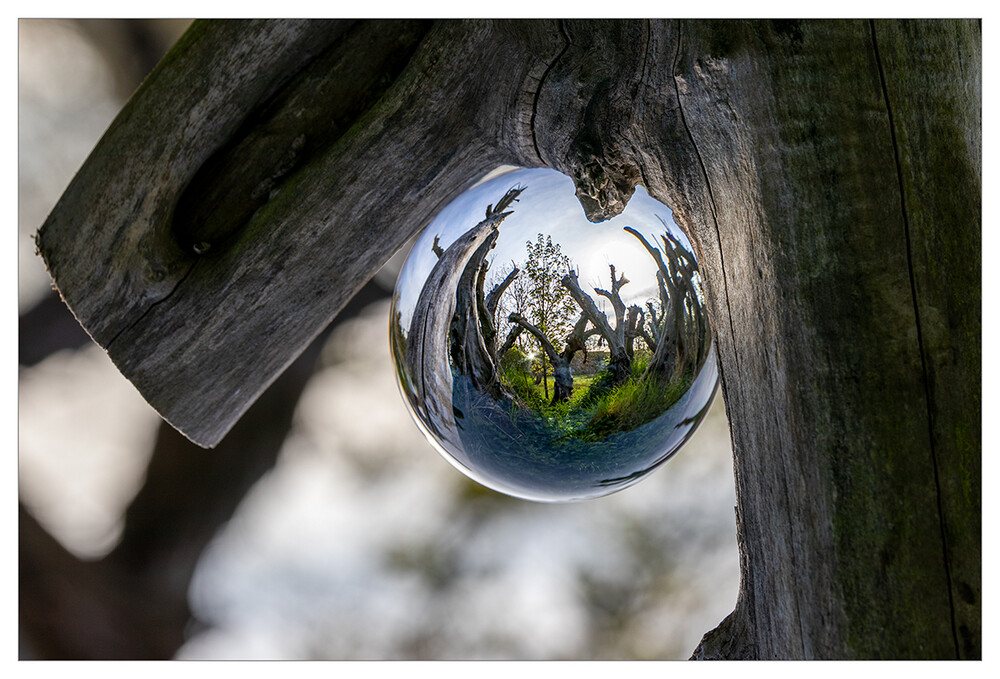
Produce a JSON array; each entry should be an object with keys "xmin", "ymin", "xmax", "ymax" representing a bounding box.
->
[
  {"xmin": 36, "ymin": 20, "xmax": 347, "ymax": 345},
  {"xmin": 38, "ymin": 20, "xmax": 565, "ymax": 446},
  {"xmin": 869, "ymin": 19, "xmax": 982, "ymax": 657},
  {"xmin": 36, "ymin": 19, "xmax": 980, "ymax": 658},
  {"xmin": 661, "ymin": 19, "xmax": 980, "ymax": 659}
]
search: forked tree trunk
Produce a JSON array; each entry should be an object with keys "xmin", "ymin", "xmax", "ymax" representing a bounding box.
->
[
  {"xmin": 506, "ymin": 312, "xmax": 576, "ymax": 403},
  {"xmin": 482, "ymin": 265, "xmax": 520, "ymax": 356},
  {"xmin": 561, "ymin": 269, "xmax": 633, "ymax": 385},
  {"xmin": 35, "ymin": 19, "xmax": 980, "ymax": 659}
]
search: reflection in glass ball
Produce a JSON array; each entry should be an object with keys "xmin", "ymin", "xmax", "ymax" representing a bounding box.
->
[{"xmin": 390, "ymin": 168, "xmax": 718, "ymax": 502}]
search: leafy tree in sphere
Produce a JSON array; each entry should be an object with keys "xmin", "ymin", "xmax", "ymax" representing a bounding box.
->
[{"xmin": 523, "ymin": 233, "xmax": 576, "ymax": 399}]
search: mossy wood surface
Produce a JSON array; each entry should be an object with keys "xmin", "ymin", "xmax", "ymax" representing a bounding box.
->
[{"xmin": 37, "ymin": 19, "xmax": 980, "ymax": 659}]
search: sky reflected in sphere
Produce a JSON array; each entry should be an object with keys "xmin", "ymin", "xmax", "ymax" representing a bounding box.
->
[{"xmin": 391, "ymin": 168, "xmax": 718, "ymax": 501}]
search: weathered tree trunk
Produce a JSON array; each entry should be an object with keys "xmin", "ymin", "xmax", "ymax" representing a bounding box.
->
[
  {"xmin": 404, "ymin": 204, "xmax": 515, "ymax": 449},
  {"xmin": 625, "ymin": 224, "xmax": 709, "ymax": 380},
  {"xmin": 482, "ymin": 265, "xmax": 520, "ymax": 355},
  {"xmin": 35, "ymin": 19, "xmax": 980, "ymax": 659},
  {"xmin": 561, "ymin": 269, "xmax": 632, "ymax": 384},
  {"xmin": 565, "ymin": 314, "xmax": 598, "ymax": 367},
  {"xmin": 507, "ymin": 312, "xmax": 575, "ymax": 403},
  {"xmin": 497, "ymin": 324, "xmax": 525, "ymax": 362},
  {"xmin": 450, "ymin": 232, "xmax": 502, "ymax": 389},
  {"xmin": 623, "ymin": 304, "xmax": 642, "ymax": 360},
  {"xmin": 450, "ymin": 188, "xmax": 525, "ymax": 402}
]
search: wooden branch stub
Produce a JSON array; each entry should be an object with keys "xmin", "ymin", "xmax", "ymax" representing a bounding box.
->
[
  {"xmin": 36, "ymin": 20, "xmax": 568, "ymax": 446},
  {"xmin": 171, "ymin": 20, "xmax": 433, "ymax": 255}
]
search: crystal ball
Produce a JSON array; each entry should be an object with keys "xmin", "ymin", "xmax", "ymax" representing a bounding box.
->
[{"xmin": 390, "ymin": 167, "xmax": 718, "ymax": 501}]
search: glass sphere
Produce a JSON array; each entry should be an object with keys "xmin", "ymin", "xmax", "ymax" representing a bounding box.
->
[{"xmin": 390, "ymin": 167, "xmax": 718, "ymax": 501}]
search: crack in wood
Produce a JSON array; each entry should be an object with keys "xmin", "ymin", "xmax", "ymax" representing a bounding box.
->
[
  {"xmin": 869, "ymin": 19, "xmax": 960, "ymax": 659},
  {"xmin": 633, "ymin": 19, "xmax": 652, "ymax": 103},
  {"xmin": 671, "ymin": 21, "xmax": 755, "ymax": 657},
  {"xmin": 105, "ymin": 260, "xmax": 199, "ymax": 351},
  {"xmin": 528, "ymin": 20, "xmax": 572, "ymax": 165},
  {"xmin": 670, "ymin": 21, "xmax": 745, "ymax": 401}
]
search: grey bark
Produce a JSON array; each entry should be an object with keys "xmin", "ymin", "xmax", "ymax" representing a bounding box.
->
[
  {"xmin": 497, "ymin": 323, "xmax": 525, "ymax": 361},
  {"xmin": 624, "ymin": 224, "xmax": 709, "ymax": 380},
  {"xmin": 35, "ymin": 19, "xmax": 980, "ymax": 659},
  {"xmin": 506, "ymin": 312, "xmax": 575, "ymax": 403},
  {"xmin": 449, "ymin": 187, "xmax": 525, "ymax": 400},
  {"xmin": 483, "ymin": 265, "xmax": 520, "ymax": 353},
  {"xmin": 561, "ymin": 269, "xmax": 632, "ymax": 384},
  {"xmin": 403, "ymin": 200, "xmax": 517, "ymax": 449},
  {"xmin": 450, "ymin": 231, "xmax": 503, "ymax": 392}
]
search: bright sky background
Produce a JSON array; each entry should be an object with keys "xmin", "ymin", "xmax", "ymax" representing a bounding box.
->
[{"xmin": 395, "ymin": 167, "xmax": 695, "ymax": 330}]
